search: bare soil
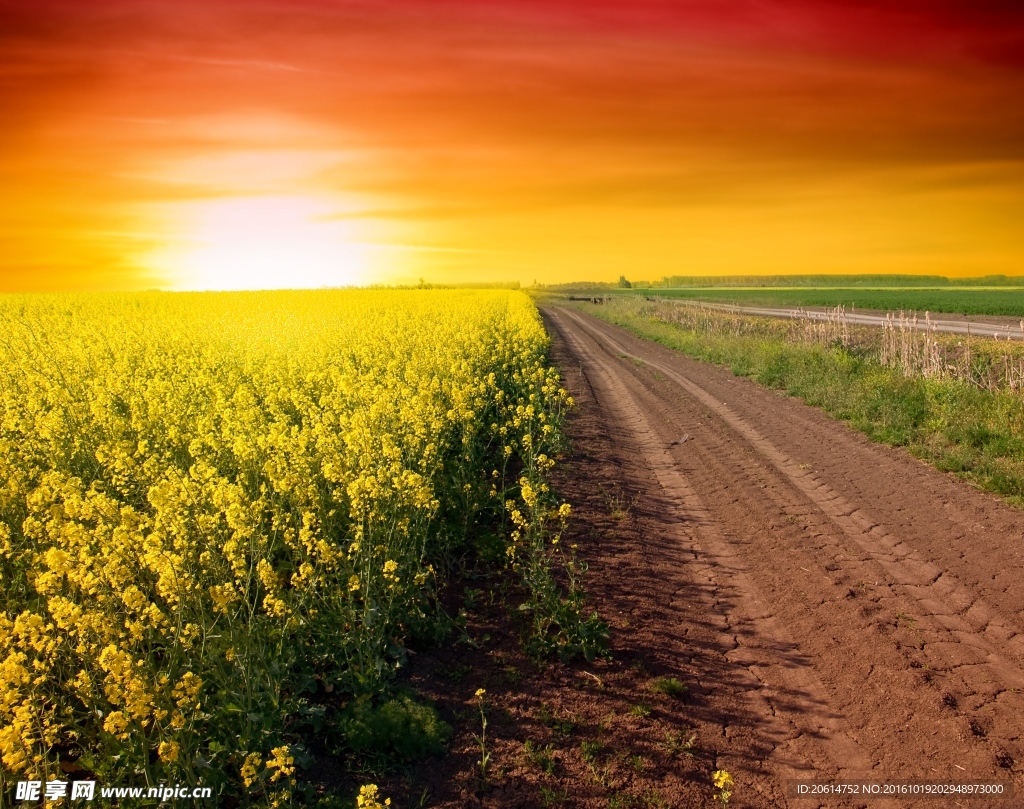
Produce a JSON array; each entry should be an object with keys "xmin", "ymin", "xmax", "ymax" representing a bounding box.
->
[{"xmin": 366, "ymin": 306, "xmax": 1024, "ymax": 808}]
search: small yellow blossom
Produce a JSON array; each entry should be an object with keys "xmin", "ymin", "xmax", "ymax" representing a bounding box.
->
[
  {"xmin": 357, "ymin": 784, "xmax": 391, "ymax": 809},
  {"xmin": 266, "ymin": 745, "xmax": 295, "ymax": 782},
  {"xmin": 241, "ymin": 753, "xmax": 262, "ymax": 787},
  {"xmin": 713, "ymin": 770, "xmax": 734, "ymax": 803},
  {"xmin": 103, "ymin": 711, "xmax": 129, "ymax": 738}
]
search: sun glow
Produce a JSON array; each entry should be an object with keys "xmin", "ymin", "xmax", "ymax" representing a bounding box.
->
[{"xmin": 146, "ymin": 196, "xmax": 373, "ymax": 291}]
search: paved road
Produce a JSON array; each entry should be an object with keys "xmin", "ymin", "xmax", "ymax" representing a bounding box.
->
[{"xmin": 657, "ymin": 299, "xmax": 1024, "ymax": 340}]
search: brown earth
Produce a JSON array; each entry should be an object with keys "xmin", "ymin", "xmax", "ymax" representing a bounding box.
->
[{"xmin": 362, "ymin": 306, "xmax": 1024, "ymax": 809}]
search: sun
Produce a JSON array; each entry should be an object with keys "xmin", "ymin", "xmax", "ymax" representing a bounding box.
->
[{"xmin": 146, "ymin": 196, "xmax": 372, "ymax": 291}]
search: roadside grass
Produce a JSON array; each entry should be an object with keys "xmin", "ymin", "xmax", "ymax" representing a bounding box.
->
[
  {"xmin": 577, "ymin": 303, "xmax": 1024, "ymax": 508},
  {"xmin": 615, "ymin": 287, "xmax": 1024, "ymax": 318}
]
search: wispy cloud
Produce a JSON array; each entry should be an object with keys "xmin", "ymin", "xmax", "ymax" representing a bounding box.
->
[
  {"xmin": 3, "ymin": 0, "xmax": 1024, "ymax": 289},
  {"xmin": 116, "ymin": 49, "xmax": 312, "ymax": 73}
]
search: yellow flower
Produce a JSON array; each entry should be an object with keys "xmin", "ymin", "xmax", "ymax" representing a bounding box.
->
[
  {"xmin": 209, "ymin": 584, "xmax": 239, "ymax": 614},
  {"xmin": 241, "ymin": 753, "xmax": 262, "ymax": 787},
  {"xmin": 102, "ymin": 711, "xmax": 129, "ymax": 738},
  {"xmin": 266, "ymin": 745, "xmax": 295, "ymax": 782},
  {"xmin": 257, "ymin": 559, "xmax": 278, "ymax": 591},
  {"xmin": 356, "ymin": 784, "xmax": 391, "ymax": 809},
  {"xmin": 713, "ymin": 769, "xmax": 734, "ymax": 803},
  {"xmin": 0, "ymin": 288, "xmax": 569, "ymax": 785},
  {"xmin": 172, "ymin": 672, "xmax": 203, "ymax": 708}
]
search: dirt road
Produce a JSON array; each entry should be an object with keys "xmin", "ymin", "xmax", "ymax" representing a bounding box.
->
[{"xmin": 544, "ymin": 305, "xmax": 1024, "ymax": 807}]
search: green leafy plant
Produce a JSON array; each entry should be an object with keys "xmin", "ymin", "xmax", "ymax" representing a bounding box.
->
[
  {"xmin": 522, "ymin": 740, "xmax": 557, "ymax": 776},
  {"xmin": 538, "ymin": 703, "xmax": 576, "ymax": 737},
  {"xmin": 649, "ymin": 677, "xmax": 688, "ymax": 698},
  {"xmin": 516, "ymin": 511, "xmax": 611, "ymax": 664},
  {"xmin": 662, "ymin": 730, "xmax": 697, "ymax": 758},
  {"xmin": 539, "ymin": 786, "xmax": 568, "ymax": 807},
  {"xmin": 580, "ymin": 740, "xmax": 603, "ymax": 764},
  {"xmin": 337, "ymin": 693, "xmax": 451, "ymax": 763}
]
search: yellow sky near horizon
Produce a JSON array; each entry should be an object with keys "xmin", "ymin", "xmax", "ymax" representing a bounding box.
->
[{"xmin": 2, "ymin": 1, "xmax": 1024, "ymax": 291}]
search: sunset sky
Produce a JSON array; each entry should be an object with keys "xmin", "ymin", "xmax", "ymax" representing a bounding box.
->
[{"xmin": 2, "ymin": 0, "xmax": 1024, "ymax": 291}]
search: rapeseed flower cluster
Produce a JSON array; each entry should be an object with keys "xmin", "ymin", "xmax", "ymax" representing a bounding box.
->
[{"xmin": 0, "ymin": 289, "xmax": 570, "ymax": 804}]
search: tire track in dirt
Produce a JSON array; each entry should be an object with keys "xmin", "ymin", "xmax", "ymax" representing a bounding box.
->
[
  {"xmin": 549, "ymin": 310, "xmax": 876, "ymax": 782},
  {"xmin": 558, "ymin": 308, "xmax": 1024, "ymax": 688},
  {"xmin": 545, "ymin": 306, "xmax": 1024, "ymax": 806}
]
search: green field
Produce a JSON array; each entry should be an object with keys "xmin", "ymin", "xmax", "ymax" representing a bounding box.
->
[{"xmin": 618, "ymin": 288, "xmax": 1024, "ymax": 318}]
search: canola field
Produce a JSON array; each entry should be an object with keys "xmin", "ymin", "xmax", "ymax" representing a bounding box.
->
[{"xmin": 0, "ymin": 289, "xmax": 570, "ymax": 803}]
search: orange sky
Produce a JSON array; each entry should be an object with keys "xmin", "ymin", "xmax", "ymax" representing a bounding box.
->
[{"xmin": 2, "ymin": 0, "xmax": 1024, "ymax": 290}]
